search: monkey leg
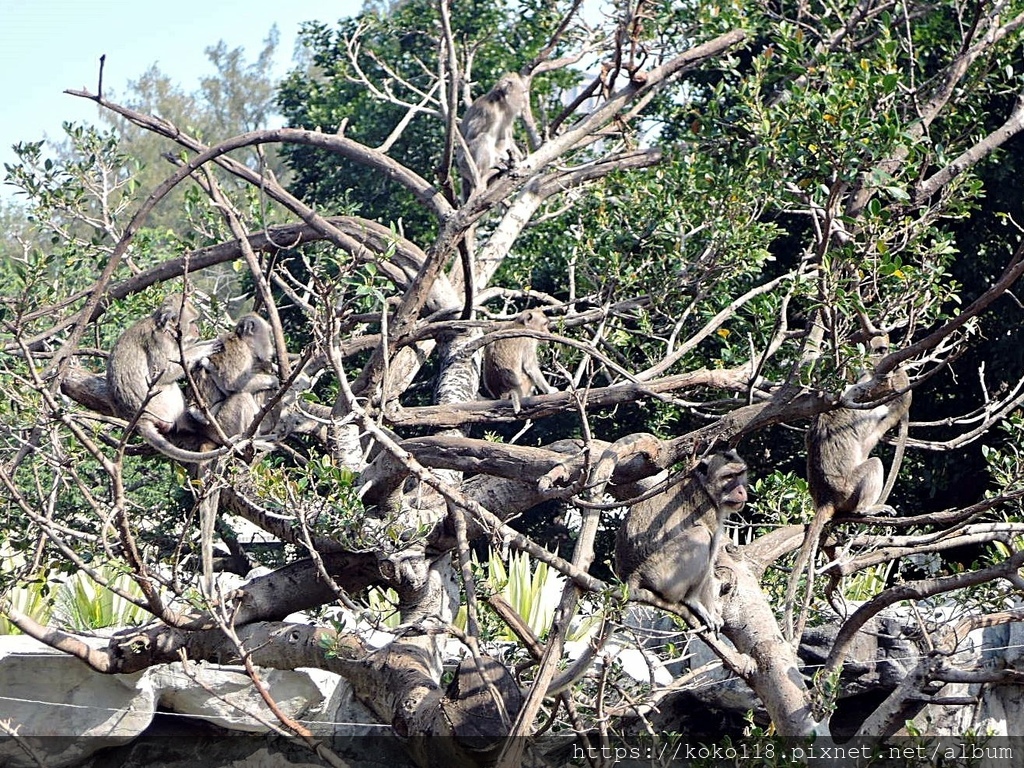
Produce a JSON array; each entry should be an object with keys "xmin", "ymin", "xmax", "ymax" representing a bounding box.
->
[
  {"xmin": 137, "ymin": 422, "xmax": 230, "ymax": 463},
  {"xmin": 187, "ymin": 406, "xmax": 211, "ymax": 427},
  {"xmin": 141, "ymin": 386, "xmax": 188, "ymax": 432},
  {"xmin": 860, "ymin": 503, "xmax": 898, "ymax": 517},
  {"xmin": 636, "ymin": 528, "xmax": 719, "ymax": 631},
  {"xmin": 215, "ymin": 393, "xmax": 260, "ymax": 440},
  {"xmin": 687, "ymin": 571, "xmax": 723, "ymax": 635},
  {"xmin": 846, "ymin": 457, "xmax": 885, "ymax": 512},
  {"xmin": 524, "ymin": 362, "xmax": 556, "ymax": 397}
]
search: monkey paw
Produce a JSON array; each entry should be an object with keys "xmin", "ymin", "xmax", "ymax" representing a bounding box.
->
[
  {"xmin": 686, "ymin": 600, "xmax": 722, "ymax": 636},
  {"xmin": 862, "ymin": 503, "xmax": 897, "ymax": 518},
  {"xmin": 186, "ymin": 406, "xmax": 211, "ymax": 426}
]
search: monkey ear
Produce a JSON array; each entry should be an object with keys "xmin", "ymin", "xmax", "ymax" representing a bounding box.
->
[
  {"xmin": 694, "ymin": 456, "xmax": 713, "ymax": 482},
  {"xmin": 236, "ymin": 315, "xmax": 257, "ymax": 337},
  {"xmin": 154, "ymin": 305, "xmax": 177, "ymax": 330},
  {"xmin": 521, "ymin": 309, "xmax": 548, "ymax": 329},
  {"xmin": 869, "ymin": 333, "xmax": 891, "ymax": 353}
]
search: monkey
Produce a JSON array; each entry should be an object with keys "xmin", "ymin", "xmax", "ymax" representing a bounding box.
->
[
  {"xmin": 457, "ymin": 72, "xmax": 529, "ymax": 198},
  {"xmin": 481, "ymin": 308, "xmax": 558, "ymax": 413},
  {"xmin": 192, "ymin": 313, "xmax": 280, "ymax": 442},
  {"xmin": 188, "ymin": 313, "xmax": 279, "ymax": 595},
  {"xmin": 454, "ymin": 72, "xmax": 530, "ymax": 295},
  {"xmin": 807, "ymin": 370, "xmax": 911, "ymax": 518},
  {"xmin": 614, "ymin": 450, "xmax": 749, "ymax": 634},
  {"xmin": 106, "ymin": 293, "xmax": 227, "ymax": 464},
  {"xmin": 784, "ymin": 341, "xmax": 912, "ymax": 640}
]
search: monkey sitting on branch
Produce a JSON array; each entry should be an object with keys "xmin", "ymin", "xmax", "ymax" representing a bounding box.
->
[
  {"xmin": 614, "ymin": 450, "xmax": 749, "ymax": 634},
  {"xmin": 105, "ymin": 293, "xmax": 228, "ymax": 464},
  {"xmin": 186, "ymin": 312, "xmax": 280, "ymax": 595},
  {"xmin": 482, "ymin": 308, "xmax": 558, "ymax": 413},
  {"xmin": 457, "ymin": 72, "xmax": 529, "ymax": 199},
  {"xmin": 784, "ymin": 336, "xmax": 912, "ymax": 640},
  {"xmin": 191, "ymin": 313, "xmax": 280, "ymax": 443}
]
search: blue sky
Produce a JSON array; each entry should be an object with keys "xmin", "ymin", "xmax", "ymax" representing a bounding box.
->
[{"xmin": 0, "ymin": 0, "xmax": 361, "ymax": 195}]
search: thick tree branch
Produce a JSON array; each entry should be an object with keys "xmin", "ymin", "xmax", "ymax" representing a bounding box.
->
[{"xmin": 915, "ymin": 88, "xmax": 1024, "ymax": 202}]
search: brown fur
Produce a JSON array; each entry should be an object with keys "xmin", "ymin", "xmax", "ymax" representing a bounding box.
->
[
  {"xmin": 457, "ymin": 72, "xmax": 528, "ymax": 197},
  {"xmin": 106, "ymin": 293, "xmax": 225, "ymax": 463},
  {"xmin": 190, "ymin": 313, "xmax": 278, "ymax": 595},
  {"xmin": 784, "ymin": 352, "xmax": 912, "ymax": 640},
  {"xmin": 614, "ymin": 451, "xmax": 748, "ymax": 633},
  {"xmin": 193, "ymin": 313, "xmax": 279, "ymax": 441},
  {"xmin": 482, "ymin": 308, "xmax": 557, "ymax": 412}
]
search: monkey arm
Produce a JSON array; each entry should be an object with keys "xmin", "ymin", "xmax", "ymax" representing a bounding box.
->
[
  {"xmin": 205, "ymin": 364, "xmax": 278, "ymax": 398},
  {"xmin": 181, "ymin": 339, "xmax": 224, "ymax": 370},
  {"xmin": 237, "ymin": 372, "xmax": 280, "ymax": 394},
  {"xmin": 149, "ymin": 362, "xmax": 188, "ymax": 387},
  {"xmin": 523, "ymin": 360, "xmax": 557, "ymax": 395},
  {"xmin": 156, "ymin": 340, "xmax": 224, "ymax": 388}
]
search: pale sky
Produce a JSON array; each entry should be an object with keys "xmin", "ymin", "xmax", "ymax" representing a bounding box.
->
[{"xmin": 0, "ymin": 0, "xmax": 362, "ymax": 197}]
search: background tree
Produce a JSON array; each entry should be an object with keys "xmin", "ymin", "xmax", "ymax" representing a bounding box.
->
[
  {"xmin": 3, "ymin": 31, "xmax": 286, "ymax": 306},
  {"xmin": 3, "ymin": 0, "xmax": 1024, "ymax": 764}
]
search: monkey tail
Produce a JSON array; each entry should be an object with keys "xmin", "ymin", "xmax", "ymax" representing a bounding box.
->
[
  {"xmin": 457, "ymin": 236, "xmax": 475, "ymax": 320},
  {"xmin": 196, "ymin": 457, "xmax": 225, "ymax": 596},
  {"xmin": 782, "ymin": 502, "xmax": 834, "ymax": 644},
  {"xmin": 878, "ymin": 410, "xmax": 909, "ymax": 506},
  {"xmin": 136, "ymin": 422, "xmax": 232, "ymax": 464}
]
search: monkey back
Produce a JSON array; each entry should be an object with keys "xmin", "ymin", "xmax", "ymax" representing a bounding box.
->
[
  {"xmin": 613, "ymin": 474, "xmax": 713, "ymax": 582},
  {"xmin": 614, "ymin": 451, "xmax": 748, "ymax": 586}
]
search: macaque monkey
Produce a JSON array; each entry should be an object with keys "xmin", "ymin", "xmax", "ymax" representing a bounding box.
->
[
  {"xmin": 784, "ymin": 340, "xmax": 912, "ymax": 639},
  {"xmin": 807, "ymin": 369, "xmax": 911, "ymax": 518},
  {"xmin": 457, "ymin": 72, "xmax": 529, "ymax": 198},
  {"xmin": 190, "ymin": 313, "xmax": 279, "ymax": 595},
  {"xmin": 106, "ymin": 293, "xmax": 226, "ymax": 463},
  {"xmin": 193, "ymin": 313, "xmax": 280, "ymax": 442},
  {"xmin": 482, "ymin": 308, "xmax": 558, "ymax": 413},
  {"xmin": 614, "ymin": 451, "xmax": 749, "ymax": 634}
]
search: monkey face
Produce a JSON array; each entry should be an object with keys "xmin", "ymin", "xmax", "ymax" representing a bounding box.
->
[
  {"xmin": 518, "ymin": 309, "xmax": 549, "ymax": 332},
  {"xmin": 721, "ymin": 477, "xmax": 748, "ymax": 513},
  {"xmin": 179, "ymin": 317, "xmax": 200, "ymax": 344},
  {"xmin": 234, "ymin": 314, "xmax": 275, "ymax": 364},
  {"xmin": 154, "ymin": 294, "xmax": 200, "ymax": 344},
  {"xmin": 698, "ymin": 451, "xmax": 749, "ymax": 514}
]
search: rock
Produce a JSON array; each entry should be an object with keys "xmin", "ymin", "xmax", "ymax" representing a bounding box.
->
[
  {"xmin": 0, "ymin": 635, "xmax": 150, "ymax": 767},
  {"xmin": 146, "ymin": 663, "xmax": 324, "ymax": 733},
  {"xmin": 0, "ymin": 635, "xmax": 398, "ymax": 768}
]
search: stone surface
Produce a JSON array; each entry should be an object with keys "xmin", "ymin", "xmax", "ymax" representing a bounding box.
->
[
  {"xmin": 0, "ymin": 635, "xmax": 151, "ymax": 767},
  {"xmin": 0, "ymin": 635, "xmax": 400, "ymax": 768},
  {"xmin": 2, "ymin": 604, "xmax": 1023, "ymax": 766},
  {"xmin": 146, "ymin": 663, "xmax": 324, "ymax": 733}
]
